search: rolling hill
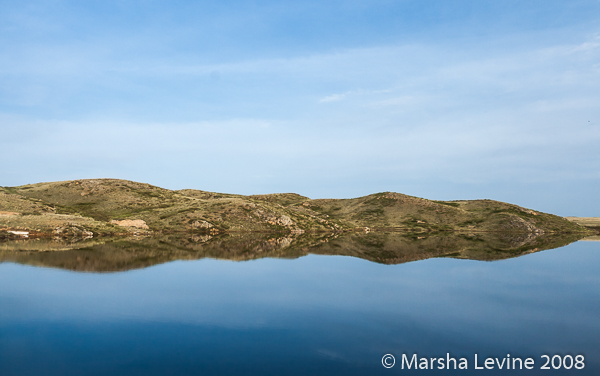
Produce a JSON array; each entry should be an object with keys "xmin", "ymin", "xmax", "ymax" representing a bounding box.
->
[{"xmin": 0, "ymin": 178, "xmax": 590, "ymax": 237}]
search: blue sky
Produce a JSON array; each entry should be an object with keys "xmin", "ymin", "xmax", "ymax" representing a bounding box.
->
[{"xmin": 1, "ymin": 0, "xmax": 599, "ymax": 216}]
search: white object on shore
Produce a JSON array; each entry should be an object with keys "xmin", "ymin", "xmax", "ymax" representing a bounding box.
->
[{"xmin": 8, "ymin": 231, "xmax": 29, "ymax": 238}]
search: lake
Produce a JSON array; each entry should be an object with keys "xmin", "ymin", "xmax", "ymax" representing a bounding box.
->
[{"xmin": 0, "ymin": 232, "xmax": 598, "ymax": 375}]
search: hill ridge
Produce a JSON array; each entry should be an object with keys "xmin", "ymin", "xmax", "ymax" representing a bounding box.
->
[{"xmin": 0, "ymin": 178, "xmax": 591, "ymax": 238}]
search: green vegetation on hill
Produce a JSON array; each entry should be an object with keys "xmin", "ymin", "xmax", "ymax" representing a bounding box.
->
[{"xmin": 0, "ymin": 179, "xmax": 591, "ymax": 236}]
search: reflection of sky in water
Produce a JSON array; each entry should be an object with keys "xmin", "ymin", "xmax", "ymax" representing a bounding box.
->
[{"xmin": 1, "ymin": 241, "xmax": 599, "ymax": 375}]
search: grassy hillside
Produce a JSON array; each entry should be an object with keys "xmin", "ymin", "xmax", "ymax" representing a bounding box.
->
[{"xmin": 0, "ymin": 179, "xmax": 590, "ymax": 236}]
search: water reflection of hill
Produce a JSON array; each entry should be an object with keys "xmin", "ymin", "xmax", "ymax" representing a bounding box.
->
[{"xmin": 0, "ymin": 231, "xmax": 586, "ymax": 272}]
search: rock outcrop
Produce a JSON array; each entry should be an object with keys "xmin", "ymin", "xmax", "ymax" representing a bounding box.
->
[{"xmin": 110, "ymin": 219, "xmax": 150, "ymax": 229}]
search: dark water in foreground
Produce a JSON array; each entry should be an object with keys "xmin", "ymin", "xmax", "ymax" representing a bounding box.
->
[{"xmin": 0, "ymin": 233, "xmax": 599, "ymax": 375}]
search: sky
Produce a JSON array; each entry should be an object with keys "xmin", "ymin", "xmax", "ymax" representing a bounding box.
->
[{"xmin": 0, "ymin": 0, "xmax": 599, "ymax": 216}]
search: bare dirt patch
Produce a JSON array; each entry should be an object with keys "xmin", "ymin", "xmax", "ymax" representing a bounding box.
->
[
  {"xmin": 110, "ymin": 219, "xmax": 150, "ymax": 229},
  {"xmin": 0, "ymin": 211, "xmax": 20, "ymax": 216}
]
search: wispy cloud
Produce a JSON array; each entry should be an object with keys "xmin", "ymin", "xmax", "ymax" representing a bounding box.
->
[
  {"xmin": 319, "ymin": 88, "xmax": 392, "ymax": 103},
  {"xmin": 319, "ymin": 92, "xmax": 348, "ymax": 103}
]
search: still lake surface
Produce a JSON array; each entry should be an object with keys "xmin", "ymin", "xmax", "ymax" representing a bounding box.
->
[{"xmin": 0, "ymin": 233, "xmax": 598, "ymax": 375}]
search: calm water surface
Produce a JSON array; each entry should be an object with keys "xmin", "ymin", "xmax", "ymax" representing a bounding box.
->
[{"xmin": 0, "ymin": 236, "xmax": 598, "ymax": 375}]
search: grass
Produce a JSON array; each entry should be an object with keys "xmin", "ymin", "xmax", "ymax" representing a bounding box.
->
[
  {"xmin": 433, "ymin": 200, "xmax": 460, "ymax": 207},
  {"xmin": 459, "ymin": 218, "xmax": 486, "ymax": 226},
  {"xmin": 352, "ymin": 207, "xmax": 384, "ymax": 220},
  {"xmin": 159, "ymin": 207, "xmax": 199, "ymax": 220}
]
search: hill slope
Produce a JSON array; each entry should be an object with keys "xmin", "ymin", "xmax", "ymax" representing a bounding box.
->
[{"xmin": 0, "ymin": 179, "xmax": 590, "ymax": 237}]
